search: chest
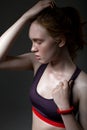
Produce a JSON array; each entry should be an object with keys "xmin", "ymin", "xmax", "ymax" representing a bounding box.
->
[
  {"xmin": 36, "ymin": 71, "xmax": 78, "ymax": 106},
  {"xmin": 37, "ymin": 71, "xmax": 68, "ymax": 99},
  {"xmin": 29, "ymin": 65, "xmax": 81, "ymax": 126}
]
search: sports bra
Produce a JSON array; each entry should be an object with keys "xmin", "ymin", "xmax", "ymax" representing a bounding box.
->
[{"xmin": 29, "ymin": 63, "xmax": 81, "ymax": 128}]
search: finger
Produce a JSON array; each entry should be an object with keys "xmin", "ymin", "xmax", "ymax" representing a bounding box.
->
[
  {"xmin": 68, "ymin": 80, "xmax": 74, "ymax": 98},
  {"xmin": 39, "ymin": 0, "xmax": 55, "ymax": 8},
  {"xmin": 56, "ymin": 82, "xmax": 64, "ymax": 90},
  {"xmin": 49, "ymin": 0, "xmax": 56, "ymax": 8},
  {"xmin": 68, "ymin": 80, "xmax": 74, "ymax": 89},
  {"xmin": 59, "ymin": 81, "xmax": 64, "ymax": 86},
  {"xmin": 41, "ymin": 0, "xmax": 56, "ymax": 8},
  {"xmin": 52, "ymin": 82, "xmax": 62, "ymax": 93},
  {"xmin": 52, "ymin": 81, "xmax": 65, "ymax": 94},
  {"xmin": 51, "ymin": 0, "xmax": 56, "ymax": 7},
  {"xmin": 63, "ymin": 80, "xmax": 69, "ymax": 89}
]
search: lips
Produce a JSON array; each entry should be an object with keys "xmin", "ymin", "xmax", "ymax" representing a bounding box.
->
[{"xmin": 35, "ymin": 55, "xmax": 40, "ymax": 60}]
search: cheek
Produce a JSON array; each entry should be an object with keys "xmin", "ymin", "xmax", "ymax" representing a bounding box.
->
[
  {"xmin": 41, "ymin": 43, "xmax": 57, "ymax": 57},
  {"xmin": 38, "ymin": 44, "xmax": 58, "ymax": 63}
]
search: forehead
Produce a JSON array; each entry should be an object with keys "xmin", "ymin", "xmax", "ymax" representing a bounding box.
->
[{"xmin": 29, "ymin": 21, "xmax": 49, "ymax": 39}]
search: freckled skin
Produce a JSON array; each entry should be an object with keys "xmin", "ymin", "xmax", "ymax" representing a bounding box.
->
[
  {"xmin": 29, "ymin": 21, "xmax": 60, "ymax": 64},
  {"xmin": 0, "ymin": 0, "xmax": 87, "ymax": 129}
]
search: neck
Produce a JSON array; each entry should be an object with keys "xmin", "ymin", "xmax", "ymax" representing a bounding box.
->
[{"xmin": 49, "ymin": 48, "xmax": 75, "ymax": 72}]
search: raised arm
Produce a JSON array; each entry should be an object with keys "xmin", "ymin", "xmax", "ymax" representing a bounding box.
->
[{"xmin": 0, "ymin": 0, "xmax": 54, "ymax": 70}]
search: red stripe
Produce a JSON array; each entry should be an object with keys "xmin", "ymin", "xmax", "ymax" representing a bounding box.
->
[{"xmin": 32, "ymin": 107, "xmax": 65, "ymax": 128}]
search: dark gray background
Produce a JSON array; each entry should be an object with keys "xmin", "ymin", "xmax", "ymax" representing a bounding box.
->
[{"xmin": 0, "ymin": 0, "xmax": 87, "ymax": 130}]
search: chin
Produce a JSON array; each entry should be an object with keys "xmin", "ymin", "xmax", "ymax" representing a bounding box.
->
[{"xmin": 38, "ymin": 59, "xmax": 49, "ymax": 64}]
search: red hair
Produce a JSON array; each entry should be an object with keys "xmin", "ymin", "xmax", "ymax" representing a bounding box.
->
[{"xmin": 31, "ymin": 6, "xmax": 87, "ymax": 60}]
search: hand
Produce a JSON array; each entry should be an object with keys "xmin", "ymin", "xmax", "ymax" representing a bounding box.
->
[
  {"xmin": 52, "ymin": 80, "xmax": 73, "ymax": 110},
  {"xmin": 22, "ymin": 0, "xmax": 56, "ymax": 21}
]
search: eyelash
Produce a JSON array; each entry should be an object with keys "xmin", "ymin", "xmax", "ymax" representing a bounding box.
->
[
  {"xmin": 37, "ymin": 41, "xmax": 42, "ymax": 44},
  {"xmin": 33, "ymin": 40, "xmax": 43, "ymax": 44},
  {"xmin": 30, "ymin": 38, "xmax": 44, "ymax": 46}
]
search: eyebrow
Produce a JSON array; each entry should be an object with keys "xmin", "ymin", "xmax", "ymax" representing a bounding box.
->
[{"xmin": 30, "ymin": 38, "xmax": 44, "ymax": 42}]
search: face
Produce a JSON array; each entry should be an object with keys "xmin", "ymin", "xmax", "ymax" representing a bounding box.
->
[{"xmin": 29, "ymin": 21, "xmax": 60, "ymax": 64}]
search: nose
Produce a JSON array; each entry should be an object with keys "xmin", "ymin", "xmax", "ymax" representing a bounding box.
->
[{"xmin": 31, "ymin": 43, "xmax": 38, "ymax": 52}]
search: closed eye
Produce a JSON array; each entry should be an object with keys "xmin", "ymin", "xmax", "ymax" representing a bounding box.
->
[{"xmin": 31, "ymin": 38, "xmax": 44, "ymax": 44}]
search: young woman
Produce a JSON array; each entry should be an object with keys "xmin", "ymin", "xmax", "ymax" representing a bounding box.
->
[{"xmin": 0, "ymin": 0, "xmax": 87, "ymax": 130}]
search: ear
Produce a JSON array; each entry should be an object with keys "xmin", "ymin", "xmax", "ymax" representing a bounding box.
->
[{"xmin": 56, "ymin": 35, "xmax": 66, "ymax": 48}]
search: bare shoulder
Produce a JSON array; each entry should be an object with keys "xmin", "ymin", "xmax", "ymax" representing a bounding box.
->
[
  {"xmin": 71, "ymin": 70, "xmax": 87, "ymax": 102},
  {"xmin": 72, "ymin": 70, "xmax": 87, "ymax": 103},
  {"xmin": 77, "ymin": 71, "xmax": 87, "ymax": 90},
  {"xmin": 75, "ymin": 70, "xmax": 87, "ymax": 99},
  {"xmin": 75, "ymin": 70, "xmax": 87, "ymax": 129}
]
